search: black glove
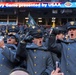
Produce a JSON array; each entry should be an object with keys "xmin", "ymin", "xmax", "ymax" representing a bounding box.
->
[
  {"xmin": 49, "ymin": 28, "xmax": 59, "ymax": 35},
  {"xmin": 16, "ymin": 42, "xmax": 27, "ymax": 61},
  {"xmin": 23, "ymin": 35, "xmax": 34, "ymax": 43},
  {"xmin": 41, "ymin": 72, "xmax": 49, "ymax": 75}
]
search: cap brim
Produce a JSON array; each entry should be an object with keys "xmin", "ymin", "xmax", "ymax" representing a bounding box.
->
[{"xmin": 67, "ymin": 26, "xmax": 76, "ymax": 30}]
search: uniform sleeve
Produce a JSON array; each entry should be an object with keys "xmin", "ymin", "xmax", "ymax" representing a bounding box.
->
[
  {"xmin": 44, "ymin": 52, "xmax": 54, "ymax": 75},
  {"xmin": 2, "ymin": 42, "xmax": 28, "ymax": 63},
  {"xmin": 48, "ymin": 35, "xmax": 62, "ymax": 53},
  {"xmin": 16, "ymin": 42, "xmax": 27, "ymax": 59},
  {"xmin": 1, "ymin": 46, "xmax": 17, "ymax": 63}
]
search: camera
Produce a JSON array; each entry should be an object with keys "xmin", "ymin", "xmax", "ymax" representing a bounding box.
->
[{"xmin": 23, "ymin": 35, "xmax": 34, "ymax": 43}]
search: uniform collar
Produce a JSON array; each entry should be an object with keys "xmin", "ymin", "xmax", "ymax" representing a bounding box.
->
[
  {"xmin": 26, "ymin": 43, "xmax": 48, "ymax": 50},
  {"xmin": 62, "ymin": 39, "xmax": 76, "ymax": 43}
]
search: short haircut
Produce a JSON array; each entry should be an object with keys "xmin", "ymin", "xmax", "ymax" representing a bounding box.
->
[{"xmin": 9, "ymin": 67, "xmax": 30, "ymax": 75}]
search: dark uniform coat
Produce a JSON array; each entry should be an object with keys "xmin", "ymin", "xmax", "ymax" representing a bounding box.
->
[
  {"xmin": 2, "ymin": 42, "xmax": 54, "ymax": 75},
  {"xmin": 26, "ymin": 43, "xmax": 54, "ymax": 75},
  {"xmin": 49, "ymin": 35, "xmax": 76, "ymax": 75},
  {"xmin": 0, "ymin": 44, "xmax": 17, "ymax": 75}
]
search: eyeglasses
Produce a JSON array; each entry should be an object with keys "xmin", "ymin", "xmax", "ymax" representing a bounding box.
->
[{"xmin": 7, "ymin": 36, "xmax": 16, "ymax": 39}]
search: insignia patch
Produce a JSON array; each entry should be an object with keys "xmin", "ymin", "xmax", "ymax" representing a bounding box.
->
[
  {"xmin": 32, "ymin": 26, "xmax": 35, "ymax": 29},
  {"xmin": 70, "ymin": 21, "xmax": 75, "ymax": 25},
  {"xmin": 12, "ymin": 26, "xmax": 15, "ymax": 29},
  {"xmin": 37, "ymin": 29, "xmax": 41, "ymax": 33}
]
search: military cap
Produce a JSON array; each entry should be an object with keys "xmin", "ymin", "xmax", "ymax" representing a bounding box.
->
[
  {"xmin": 8, "ymin": 25, "xmax": 19, "ymax": 33},
  {"xmin": 29, "ymin": 26, "xmax": 43, "ymax": 38},
  {"xmin": 66, "ymin": 21, "xmax": 76, "ymax": 30},
  {"xmin": 1, "ymin": 25, "xmax": 6, "ymax": 30},
  {"xmin": 54, "ymin": 26, "xmax": 66, "ymax": 34},
  {"xmin": 8, "ymin": 33, "xmax": 20, "ymax": 43}
]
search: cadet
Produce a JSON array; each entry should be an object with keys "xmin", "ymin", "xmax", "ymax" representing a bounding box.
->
[
  {"xmin": 18, "ymin": 26, "xmax": 54, "ymax": 75},
  {"xmin": 54, "ymin": 26, "xmax": 66, "ymax": 58},
  {"xmin": 48, "ymin": 21, "xmax": 76, "ymax": 75},
  {"xmin": 4, "ymin": 25, "xmax": 19, "ymax": 43},
  {"xmin": 44, "ymin": 26, "xmax": 66, "ymax": 68},
  {"xmin": 8, "ymin": 25, "xmax": 19, "ymax": 34},
  {"xmin": 0, "ymin": 33, "xmax": 20, "ymax": 75}
]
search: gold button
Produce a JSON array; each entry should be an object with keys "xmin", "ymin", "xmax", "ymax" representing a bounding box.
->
[
  {"xmin": 67, "ymin": 56, "xmax": 69, "ymax": 58},
  {"xmin": 35, "ymin": 72, "xmax": 37, "ymax": 74},
  {"xmin": 43, "ymin": 57, "xmax": 45, "ymax": 59},
  {"xmin": 0, "ymin": 64, "xmax": 3, "ymax": 66},
  {"xmin": 66, "ymin": 63, "xmax": 69, "ymax": 65},
  {"xmin": 34, "ymin": 56, "xmax": 37, "ymax": 59},
  {"xmin": 69, "ymin": 43, "xmax": 70, "ymax": 45},
  {"xmin": 68, "ymin": 48, "xmax": 70, "ymax": 50},
  {"xmin": 2, "ymin": 58, "xmax": 4, "ymax": 60},
  {"xmin": 67, "ymin": 70, "xmax": 69, "ymax": 72},
  {"xmin": 34, "ymin": 50, "xmax": 36, "ymax": 52},
  {"xmin": 9, "ymin": 48, "xmax": 11, "ymax": 50},
  {"xmin": 34, "ymin": 64, "xmax": 37, "ymax": 66}
]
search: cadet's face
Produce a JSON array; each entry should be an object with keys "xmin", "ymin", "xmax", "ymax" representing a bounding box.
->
[
  {"xmin": 32, "ymin": 38, "xmax": 43, "ymax": 46},
  {"xmin": 10, "ymin": 70, "xmax": 29, "ymax": 75},
  {"xmin": 68, "ymin": 29, "xmax": 76, "ymax": 39},
  {"xmin": 56, "ymin": 33, "xmax": 64, "ymax": 40},
  {"xmin": 7, "ymin": 36, "xmax": 17, "ymax": 44}
]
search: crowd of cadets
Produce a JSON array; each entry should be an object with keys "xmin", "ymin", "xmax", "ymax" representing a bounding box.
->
[{"xmin": 0, "ymin": 21, "xmax": 76, "ymax": 75}]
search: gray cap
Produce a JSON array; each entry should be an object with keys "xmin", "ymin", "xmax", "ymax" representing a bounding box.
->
[{"xmin": 66, "ymin": 21, "xmax": 76, "ymax": 30}]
